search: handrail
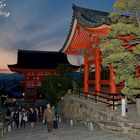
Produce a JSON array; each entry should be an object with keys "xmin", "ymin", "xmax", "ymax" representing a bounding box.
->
[
  {"xmin": 0, "ymin": 120, "xmax": 13, "ymax": 138},
  {"xmin": 73, "ymin": 90, "xmax": 125, "ymax": 110},
  {"xmin": 0, "ymin": 110, "xmax": 13, "ymax": 139}
]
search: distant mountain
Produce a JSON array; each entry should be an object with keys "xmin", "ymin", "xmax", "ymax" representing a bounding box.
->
[
  {"xmin": 0, "ymin": 73, "xmax": 24, "ymax": 80},
  {"xmin": 0, "ymin": 73, "xmax": 24, "ymax": 97}
]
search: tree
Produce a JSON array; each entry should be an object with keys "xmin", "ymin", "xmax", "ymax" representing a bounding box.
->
[
  {"xmin": 42, "ymin": 64, "xmax": 73, "ymax": 105},
  {"xmin": 56, "ymin": 63, "xmax": 72, "ymax": 77},
  {"xmin": 42, "ymin": 75, "xmax": 71, "ymax": 105},
  {"xmin": 100, "ymin": 0, "xmax": 140, "ymax": 97},
  {"xmin": 0, "ymin": 0, "xmax": 10, "ymax": 17}
]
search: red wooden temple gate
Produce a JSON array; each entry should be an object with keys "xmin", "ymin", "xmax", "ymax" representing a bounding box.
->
[
  {"xmin": 8, "ymin": 50, "xmax": 78, "ymax": 101},
  {"xmin": 8, "ymin": 5, "xmax": 138, "ymax": 102},
  {"xmin": 60, "ymin": 5, "xmax": 119, "ymax": 95}
]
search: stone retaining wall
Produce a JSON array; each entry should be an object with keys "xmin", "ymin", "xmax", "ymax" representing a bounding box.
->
[{"xmin": 59, "ymin": 94, "xmax": 140, "ymax": 135}]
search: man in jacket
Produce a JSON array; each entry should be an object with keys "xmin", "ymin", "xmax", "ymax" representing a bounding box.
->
[{"xmin": 43, "ymin": 103, "xmax": 53, "ymax": 133}]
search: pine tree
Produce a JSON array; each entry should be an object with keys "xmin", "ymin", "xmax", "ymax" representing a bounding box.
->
[{"xmin": 100, "ymin": 0, "xmax": 140, "ymax": 97}]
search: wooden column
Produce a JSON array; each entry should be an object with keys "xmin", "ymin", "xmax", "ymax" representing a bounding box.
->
[
  {"xmin": 84, "ymin": 53, "xmax": 89, "ymax": 93},
  {"xmin": 23, "ymin": 74, "xmax": 27, "ymax": 101},
  {"xmin": 24, "ymin": 82, "xmax": 27, "ymax": 101},
  {"xmin": 33, "ymin": 73, "xmax": 37, "ymax": 101},
  {"xmin": 95, "ymin": 48, "xmax": 101, "ymax": 94},
  {"xmin": 110, "ymin": 64, "xmax": 117, "ymax": 94},
  {"xmin": 34, "ymin": 86, "xmax": 36, "ymax": 101},
  {"xmin": 135, "ymin": 66, "xmax": 139, "ymax": 78}
]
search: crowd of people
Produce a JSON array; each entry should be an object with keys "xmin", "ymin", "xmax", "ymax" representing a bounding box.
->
[{"xmin": 5, "ymin": 103, "xmax": 59, "ymax": 133}]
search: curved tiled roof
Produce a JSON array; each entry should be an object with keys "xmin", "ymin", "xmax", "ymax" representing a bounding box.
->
[
  {"xmin": 8, "ymin": 50, "xmax": 79, "ymax": 70},
  {"xmin": 73, "ymin": 4, "xmax": 112, "ymax": 27},
  {"xmin": 60, "ymin": 4, "xmax": 112, "ymax": 52}
]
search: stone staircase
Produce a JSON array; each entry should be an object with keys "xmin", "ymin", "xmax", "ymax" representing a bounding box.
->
[{"xmin": 3, "ymin": 122, "xmax": 139, "ymax": 140}]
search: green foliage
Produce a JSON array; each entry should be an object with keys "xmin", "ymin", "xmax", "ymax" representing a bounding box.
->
[
  {"xmin": 42, "ymin": 75, "xmax": 72, "ymax": 104},
  {"xmin": 109, "ymin": 23, "xmax": 139, "ymax": 37},
  {"xmin": 111, "ymin": 0, "xmax": 140, "ymax": 29},
  {"xmin": 100, "ymin": 0, "xmax": 140, "ymax": 97},
  {"xmin": 56, "ymin": 63, "xmax": 72, "ymax": 77},
  {"xmin": 114, "ymin": 0, "xmax": 140, "ymax": 12},
  {"xmin": 42, "ymin": 64, "xmax": 74, "ymax": 104},
  {"xmin": 109, "ymin": 12, "xmax": 120, "ymax": 22}
]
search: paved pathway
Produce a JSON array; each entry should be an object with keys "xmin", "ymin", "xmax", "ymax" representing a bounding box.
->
[{"xmin": 2, "ymin": 123, "xmax": 140, "ymax": 140}]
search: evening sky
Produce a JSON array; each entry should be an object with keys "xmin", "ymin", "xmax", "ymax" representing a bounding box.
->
[{"xmin": 0, "ymin": 0, "xmax": 115, "ymax": 73}]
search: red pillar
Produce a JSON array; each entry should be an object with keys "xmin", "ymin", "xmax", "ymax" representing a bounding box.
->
[
  {"xmin": 135, "ymin": 66, "xmax": 139, "ymax": 78},
  {"xmin": 34, "ymin": 87, "xmax": 36, "ymax": 101},
  {"xmin": 84, "ymin": 53, "xmax": 89, "ymax": 93},
  {"xmin": 110, "ymin": 64, "xmax": 117, "ymax": 94},
  {"xmin": 34, "ymin": 74, "xmax": 37, "ymax": 101},
  {"xmin": 24, "ymin": 83, "xmax": 27, "ymax": 101},
  {"xmin": 95, "ymin": 48, "xmax": 101, "ymax": 94},
  {"xmin": 24, "ymin": 75, "xmax": 28, "ymax": 101}
]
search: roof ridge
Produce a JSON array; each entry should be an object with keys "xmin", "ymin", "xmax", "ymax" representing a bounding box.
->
[
  {"xmin": 18, "ymin": 49, "xmax": 61, "ymax": 53},
  {"xmin": 72, "ymin": 4, "xmax": 110, "ymax": 15},
  {"xmin": 60, "ymin": 4, "xmax": 112, "ymax": 53}
]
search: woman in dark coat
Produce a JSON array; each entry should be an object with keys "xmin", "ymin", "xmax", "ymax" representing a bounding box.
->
[
  {"xmin": 13, "ymin": 110, "xmax": 19, "ymax": 129},
  {"xmin": 29, "ymin": 107, "xmax": 36, "ymax": 128}
]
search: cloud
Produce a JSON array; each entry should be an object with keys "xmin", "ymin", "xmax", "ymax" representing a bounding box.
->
[
  {"xmin": 0, "ymin": 0, "xmax": 115, "ymax": 70},
  {"xmin": 0, "ymin": 48, "xmax": 17, "ymax": 69},
  {"xmin": 0, "ymin": 0, "xmax": 72, "ymax": 70},
  {"xmin": 0, "ymin": 3, "xmax": 70, "ymax": 51},
  {"xmin": 34, "ymin": 36, "xmax": 65, "ymax": 51}
]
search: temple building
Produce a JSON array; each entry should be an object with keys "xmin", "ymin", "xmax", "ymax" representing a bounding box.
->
[
  {"xmin": 8, "ymin": 4, "xmax": 136, "ymax": 101},
  {"xmin": 8, "ymin": 50, "xmax": 78, "ymax": 100},
  {"xmin": 60, "ymin": 4, "xmax": 124, "ymax": 96}
]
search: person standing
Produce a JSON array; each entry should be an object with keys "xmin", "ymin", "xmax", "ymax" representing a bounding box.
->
[
  {"xmin": 13, "ymin": 110, "xmax": 19, "ymax": 129},
  {"xmin": 39, "ymin": 106, "xmax": 43, "ymax": 123},
  {"xmin": 43, "ymin": 103, "xmax": 53, "ymax": 133},
  {"xmin": 21, "ymin": 108, "xmax": 28, "ymax": 129},
  {"xmin": 35, "ymin": 107, "xmax": 39, "ymax": 122},
  {"xmin": 29, "ymin": 107, "xmax": 36, "ymax": 128},
  {"xmin": 19, "ymin": 110, "xmax": 22, "ymax": 127},
  {"xmin": 52, "ymin": 106, "xmax": 58, "ymax": 129}
]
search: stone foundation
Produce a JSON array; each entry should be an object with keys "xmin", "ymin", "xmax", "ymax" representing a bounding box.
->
[{"xmin": 59, "ymin": 94, "xmax": 140, "ymax": 136}]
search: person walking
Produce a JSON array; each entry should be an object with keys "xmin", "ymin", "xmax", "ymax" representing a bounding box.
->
[
  {"xmin": 13, "ymin": 110, "xmax": 19, "ymax": 129},
  {"xmin": 39, "ymin": 106, "xmax": 43, "ymax": 123},
  {"xmin": 35, "ymin": 107, "xmax": 39, "ymax": 122},
  {"xmin": 29, "ymin": 107, "xmax": 36, "ymax": 128},
  {"xmin": 43, "ymin": 103, "xmax": 53, "ymax": 133},
  {"xmin": 19, "ymin": 110, "xmax": 22, "ymax": 127},
  {"xmin": 52, "ymin": 106, "xmax": 58, "ymax": 129},
  {"xmin": 21, "ymin": 108, "xmax": 28, "ymax": 129}
]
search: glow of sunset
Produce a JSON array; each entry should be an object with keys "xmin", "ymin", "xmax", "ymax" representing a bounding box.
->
[{"xmin": 0, "ymin": 49, "xmax": 16, "ymax": 73}]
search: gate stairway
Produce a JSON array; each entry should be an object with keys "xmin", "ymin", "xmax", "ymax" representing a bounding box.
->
[{"xmin": 3, "ymin": 122, "xmax": 138, "ymax": 140}]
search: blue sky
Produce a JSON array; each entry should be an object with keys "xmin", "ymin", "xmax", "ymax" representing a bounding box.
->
[{"xmin": 0, "ymin": 0, "xmax": 115, "ymax": 72}]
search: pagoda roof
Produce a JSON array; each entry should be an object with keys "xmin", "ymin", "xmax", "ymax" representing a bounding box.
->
[
  {"xmin": 72, "ymin": 4, "xmax": 112, "ymax": 28},
  {"xmin": 8, "ymin": 50, "xmax": 78, "ymax": 70},
  {"xmin": 60, "ymin": 4, "xmax": 112, "ymax": 53}
]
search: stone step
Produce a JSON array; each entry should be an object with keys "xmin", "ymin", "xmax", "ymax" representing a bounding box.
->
[{"xmin": 3, "ymin": 123, "xmax": 138, "ymax": 140}]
